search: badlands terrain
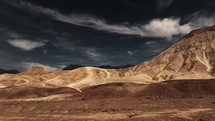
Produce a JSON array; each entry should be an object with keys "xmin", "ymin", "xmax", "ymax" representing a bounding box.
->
[{"xmin": 0, "ymin": 25, "xmax": 215, "ymax": 120}]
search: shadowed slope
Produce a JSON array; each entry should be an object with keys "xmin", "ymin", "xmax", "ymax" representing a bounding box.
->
[
  {"xmin": 0, "ymin": 86, "xmax": 79, "ymax": 99},
  {"xmin": 75, "ymin": 79, "xmax": 215, "ymax": 99}
]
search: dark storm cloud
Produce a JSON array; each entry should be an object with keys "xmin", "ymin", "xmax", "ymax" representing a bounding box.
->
[{"xmin": 0, "ymin": 0, "xmax": 214, "ymax": 70}]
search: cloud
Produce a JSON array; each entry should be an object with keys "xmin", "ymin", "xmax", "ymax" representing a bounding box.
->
[
  {"xmin": 84, "ymin": 48, "xmax": 104, "ymax": 62},
  {"xmin": 20, "ymin": 62, "xmax": 57, "ymax": 70},
  {"xmin": 145, "ymin": 41, "xmax": 156, "ymax": 45},
  {"xmin": 58, "ymin": 65, "xmax": 67, "ymax": 69},
  {"xmin": 143, "ymin": 18, "xmax": 192, "ymax": 38},
  {"xmin": 8, "ymin": 39, "xmax": 45, "ymax": 51},
  {"xmin": 127, "ymin": 51, "xmax": 134, "ymax": 55},
  {"xmin": 10, "ymin": 1, "xmax": 215, "ymax": 39},
  {"xmin": 186, "ymin": 11, "xmax": 215, "ymax": 28},
  {"xmin": 54, "ymin": 15, "xmax": 193, "ymax": 38},
  {"xmin": 157, "ymin": 0, "xmax": 174, "ymax": 10},
  {"xmin": 145, "ymin": 41, "xmax": 157, "ymax": 48},
  {"xmin": 85, "ymin": 49, "xmax": 101, "ymax": 58},
  {"xmin": 53, "ymin": 40, "xmax": 77, "ymax": 51},
  {"xmin": 11, "ymin": 1, "xmax": 193, "ymax": 38}
]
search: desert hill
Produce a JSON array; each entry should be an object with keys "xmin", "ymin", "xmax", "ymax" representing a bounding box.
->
[
  {"xmin": 0, "ymin": 66, "xmax": 122, "ymax": 90},
  {"xmin": 127, "ymin": 25, "xmax": 215, "ymax": 81},
  {"xmin": 0, "ymin": 25, "xmax": 215, "ymax": 90}
]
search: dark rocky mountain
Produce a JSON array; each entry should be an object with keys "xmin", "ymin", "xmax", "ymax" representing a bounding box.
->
[
  {"xmin": 62, "ymin": 64, "xmax": 85, "ymax": 70},
  {"xmin": 62, "ymin": 64, "xmax": 134, "ymax": 70},
  {"xmin": 0, "ymin": 68, "xmax": 19, "ymax": 74}
]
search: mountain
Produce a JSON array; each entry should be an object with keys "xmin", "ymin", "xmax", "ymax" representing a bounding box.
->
[
  {"xmin": 126, "ymin": 25, "xmax": 215, "ymax": 81},
  {"xmin": 0, "ymin": 25, "xmax": 215, "ymax": 90},
  {"xmin": 0, "ymin": 66, "xmax": 122, "ymax": 89},
  {"xmin": 62, "ymin": 64, "xmax": 134, "ymax": 70},
  {"xmin": 0, "ymin": 68, "xmax": 19, "ymax": 74},
  {"xmin": 62, "ymin": 64, "xmax": 85, "ymax": 70}
]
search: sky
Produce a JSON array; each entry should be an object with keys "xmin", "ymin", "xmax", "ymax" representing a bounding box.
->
[{"xmin": 0, "ymin": 0, "xmax": 215, "ymax": 70}]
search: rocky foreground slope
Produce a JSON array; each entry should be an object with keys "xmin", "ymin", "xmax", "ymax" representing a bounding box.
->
[{"xmin": 0, "ymin": 25, "xmax": 215, "ymax": 90}]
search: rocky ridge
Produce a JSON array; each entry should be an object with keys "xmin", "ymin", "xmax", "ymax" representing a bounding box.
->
[{"xmin": 0, "ymin": 25, "xmax": 215, "ymax": 90}]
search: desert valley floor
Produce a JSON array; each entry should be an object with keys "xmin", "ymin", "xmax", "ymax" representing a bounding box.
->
[{"xmin": 0, "ymin": 80, "xmax": 215, "ymax": 121}]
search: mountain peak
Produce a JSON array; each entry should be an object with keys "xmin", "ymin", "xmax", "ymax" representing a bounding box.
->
[
  {"xmin": 131, "ymin": 25, "xmax": 215, "ymax": 81},
  {"xmin": 184, "ymin": 25, "xmax": 215, "ymax": 39}
]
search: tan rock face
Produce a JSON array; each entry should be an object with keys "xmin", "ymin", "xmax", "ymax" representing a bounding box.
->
[
  {"xmin": 129, "ymin": 25, "xmax": 215, "ymax": 81},
  {"xmin": 0, "ymin": 25, "xmax": 215, "ymax": 90},
  {"xmin": 0, "ymin": 67, "xmax": 122, "ymax": 90}
]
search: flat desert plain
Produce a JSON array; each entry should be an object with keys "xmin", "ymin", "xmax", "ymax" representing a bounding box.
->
[{"xmin": 0, "ymin": 80, "xmax": 215, "ymax": 121}]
